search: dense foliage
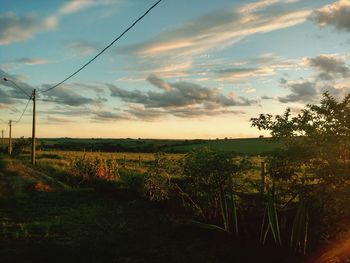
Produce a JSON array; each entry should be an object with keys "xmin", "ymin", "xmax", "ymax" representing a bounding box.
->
[
  {"xmin": 11, "ymin": 136, "xmax": 31, "ymax": 156},
  {"xmin": 251, "ymin": 92, "xmax": 350, "ymax": 252}
]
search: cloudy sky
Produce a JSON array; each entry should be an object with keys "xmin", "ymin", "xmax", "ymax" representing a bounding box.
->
[{"xmin": 1, "ymin": 0, "xmax": 350, "ymax": 139}]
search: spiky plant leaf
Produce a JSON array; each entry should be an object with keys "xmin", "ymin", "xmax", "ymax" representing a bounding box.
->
[
  {"xmin": 230, "ymin": 194, "xmax": 239, "ymax": 236},
  {"xmin": 290, "ymin": 201, "xmax": 309, "ymax": 254},
  {"xmin": 190, "ymin": 220, "xmax": 227, "ymax": 232},
  {"xmin": 267, "ymin": 194, "xmax": 282, "ymax": 246}
]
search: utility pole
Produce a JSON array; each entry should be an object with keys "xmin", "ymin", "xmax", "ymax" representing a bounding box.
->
[
  {"xmin": 1, "ymin": 129, "xmax": 3, "ymax": 147},
  {"xmin": 8, "ymin": 120, "xmax": 12, "ymax": 155},
  {"xmin": 32, "ymin": 89, "xmax": 36, "ymax": 165}
]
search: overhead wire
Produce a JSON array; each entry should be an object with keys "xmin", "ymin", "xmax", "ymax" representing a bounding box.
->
[
  {"xmin": 1, "ymin": 78, "xmax": 33, "ymax": 131},
  {"xmin": 12, "ymin": 94, "xmax": 33, "ymax": 126},
  {"xmin": 39, "ymin": 0, "xmax": 163, "ymax": 94},
  {"xmin": 3, "ymin": 78, "xmax": 31, "ymax": 98},
  {"xmin": 0, "ymin": 0, "xmax": 163, "ymax": 143}
]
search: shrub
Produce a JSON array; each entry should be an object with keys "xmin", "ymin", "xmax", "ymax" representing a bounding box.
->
[
  {"xmin": 143, "ymin": 153, "xmax": 177, "ymax": 201},
  {"xmin": 181, "ymin": 148, "xmax": 251, "ymax": 232},
  {"xmin": 12, "ymin": 137, "xmax": 31, "ymax": 156},
  {"xmin": 119, "ymin": 169, "xmax": 145, "ymax": 195},
  {"xmin": 69, "ymin": 155, "xmax": 119, "ymax": 182}
]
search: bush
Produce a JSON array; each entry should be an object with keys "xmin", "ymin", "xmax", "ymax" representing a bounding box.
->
[
  {"xmin": 118, "ymin": 169, "xmax": 145, "ymax": 195},
  {"xmin": 69, "ymin": 155, "xmax": 119, "ymax": 182},
  {"xmin": 143, "ymin": 153, "xmax": 177, "ymax": 201},
  {"xmin": 12, "ymin": 137, "xmax": 31, "ymax": 156},
  {"xmin": 181, "ymin": 148, "xmax": 251, "ymax": 231}
]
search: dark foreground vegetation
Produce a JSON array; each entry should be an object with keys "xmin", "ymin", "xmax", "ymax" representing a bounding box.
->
[
  {"xmin": 1, "ymin": 93, "xmax": 349, "ymax": 263},
  {"xmin": 0, "ymin": 156, "xmax": 303, "ymax": 263}
]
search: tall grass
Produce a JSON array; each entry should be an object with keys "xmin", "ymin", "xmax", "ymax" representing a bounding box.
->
[{"xmin": 69, "ymin": 155, "xmax": 119, "ymax": 182}]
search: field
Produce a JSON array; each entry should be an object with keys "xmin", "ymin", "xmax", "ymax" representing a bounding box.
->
[
  {"xmin": 0, "ymin": 152, "xmax": 297, "ymax": 263},
  {"xmin": 1, "ymin": 134, "xmax": 349, "ymax": 263},
  {"xmin": 35, "ymin": 137, "xmax": 282, "ymax": 154},
  {"xmin": 167, "ymin": 138, "xmax": 281, "ymax": 154}
]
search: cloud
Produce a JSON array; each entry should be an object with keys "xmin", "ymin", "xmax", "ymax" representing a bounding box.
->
[
  {"xmin": 261, "ymin": 95, "xmax": 274, "ymax": 100},
  {"xmin": 40, "ymin": 84, "xmax": 106, "ymax": 107},
  {"xmin": 162, "ymin": 107, "xmax": 243, "ymax": 119},
  {"xmin": 0, "ymin": 0, "xmax": 116, "ymax": 45},
  {"xmin": 14, "ymin": 58, "xmax": 48, "ymax": 65},
  {"xmin": 311, "ymin": 0, "xmax": 350, "ymax": 31},
  {"xmin": 98, "ymin": 75, "xmax": 255, "ymax": 121},
  {"xmin": 119, "ymin": 55, "xmax": 193, "ymax": 79},
  {"xmin": 146, "ymin": 74, "xmax": 172, "ymax": 92},
  {"xmin": 278, "ymin": 54, "xmax": 350, "ymax": 103},
  {"xmin": 0, "ymin": 12, "xmax": 56, "ymax": 45},
  {"xmin": 91, "ymin": 111, "xmax": 128, "ymax": 121},
  {"xmin": 66, "ymin": 41, "xmax": 99, "ymax": 56},
  {"xmin": 109, "ymin": 75, "xmax": 256, "ymax": 109},
  {"xmin": 124, "ymin": 0, "xmax": 310, "ymax": 59},
  {"xmin": 45, "ymin": 116, "xmax": 74, "ymax": 124},
  {"xmin": 213, "ymin": 67, "xmax": 274, "ymax": 80},
  {"xmin": 0, "ymin": 69, "xmax": 108, "ymax": 108},
  {"xmin": 280, "ymin": 77, "xmax": 288, "ymax": 84},
  {"xmin": 243, "ymin": 88, "xmax": 257, "ymax": 93},
  {"xmin": 200, "ymin": 54, "xmax": 299, "ymax": 82},
  {"xmin": 58, "ymin": 0, "xmax": 109, "ymax": 15},
  {"xmin": 130, "ymin": 53, "xmax": 298, "ymax": 84},
  {"xmin": 40, "ymin": 107, "xmax": 91, "ymax": 117},
  {"xmin": 0, "ymin": 88, "xmax": 15, "ymax": 104},
  {"xmin": 92, "ymin": 104, "xmax": 244, "ymax": 122},
  {"xmin": 0, "ymin": 69, "xmax": 34, "ymax": 100},
  {"xmin": 1, "ymin": 57, "xmax": 49, "ymax": 70},
  {"xmin": 0, "ymin": 103, "xmax": 12, "ymax": 109},
  {"xmin": 306, "ymin": 54, "xmax": 350, "ymax": 80},
  {"xmin": 278, "ymin": 80, "xmax": 317, "ymax": 103}
]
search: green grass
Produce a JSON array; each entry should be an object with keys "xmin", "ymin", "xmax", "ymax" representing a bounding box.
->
[
  {"xmin": 0, "ymin": 156, "xmax": 300, "ymax": 263},
  {"xmin": 169, "ymin": 138, "xmax": 282, "ymax": 154},
  {"xmin": 36, "ymin": 137, "xmax": 282, "ymax": 155}
]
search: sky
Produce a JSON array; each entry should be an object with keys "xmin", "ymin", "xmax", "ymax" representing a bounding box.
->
[{"xmin": 0, "ymin": 0, "xmax": 350, "ymax": 139}]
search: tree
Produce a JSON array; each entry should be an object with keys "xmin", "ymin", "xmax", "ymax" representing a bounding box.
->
[
  {"xmin": 251, "ymin": 92, "xmax": 350, "ymax": 250},
  {"xmin": 11, "ymin": 137, "xmax": 31, "ymax": 156},
  {"xmin": 251, "ymin": 92, "xmax": 350, "ymax": 183},
  {"xmin": 182, "ymin": 148, "xmax": 250, "ymax": 233}
]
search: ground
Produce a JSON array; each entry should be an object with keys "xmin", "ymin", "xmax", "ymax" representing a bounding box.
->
[{"xmin": 0, "ymin": 155, "xmax": 300, "ymax": 263}]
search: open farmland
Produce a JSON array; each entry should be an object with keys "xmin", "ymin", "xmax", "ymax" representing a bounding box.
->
[
  {"xmin": 1, "ymin": 0, "xmax": 350, "ymax": 260},
  {"xmin": 36, "ymin": 137, "xmax": 282, "ymax": 155},
  {"xmin": 2, "ymin": 93, "xmax": 350, "ymax": 262}
]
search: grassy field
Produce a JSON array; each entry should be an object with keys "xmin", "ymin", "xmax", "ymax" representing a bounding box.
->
[
  {"xmin": 2, "ymin": 137, "xmax": 282, "ymax": 155},
  {"xmin": 0, "ymin": 155, "xmax": 299, "ymax": 263},
  {"xmin": 32, "ymin": 137, "xmax": 282, "ymax": 154},
  {"xmin": 1, "ymin": 144, "xmax": 348, "ymax": 262},
  {"xmin": 169, "ymin": 138, "xmax": 281, "ymax": 154},
  {"xmin": 27, "ymin": 150, "xmax": 265, "ymax": 184}
]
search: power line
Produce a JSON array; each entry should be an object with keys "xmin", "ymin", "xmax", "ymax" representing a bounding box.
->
[
  {"xmin": 39, "ymin": 0, "xmax": 163, "ymax": 94},
  {"xmin": 0, "ymin": 93, "xmax": 33, "ymax": 129},
  {"xmin": 3, "ymin": 78, "xmax": 31, "ymax": 98},
  {"xmin": 13, "ymin": 95, "xmax": 33, "ymax": 126}
]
